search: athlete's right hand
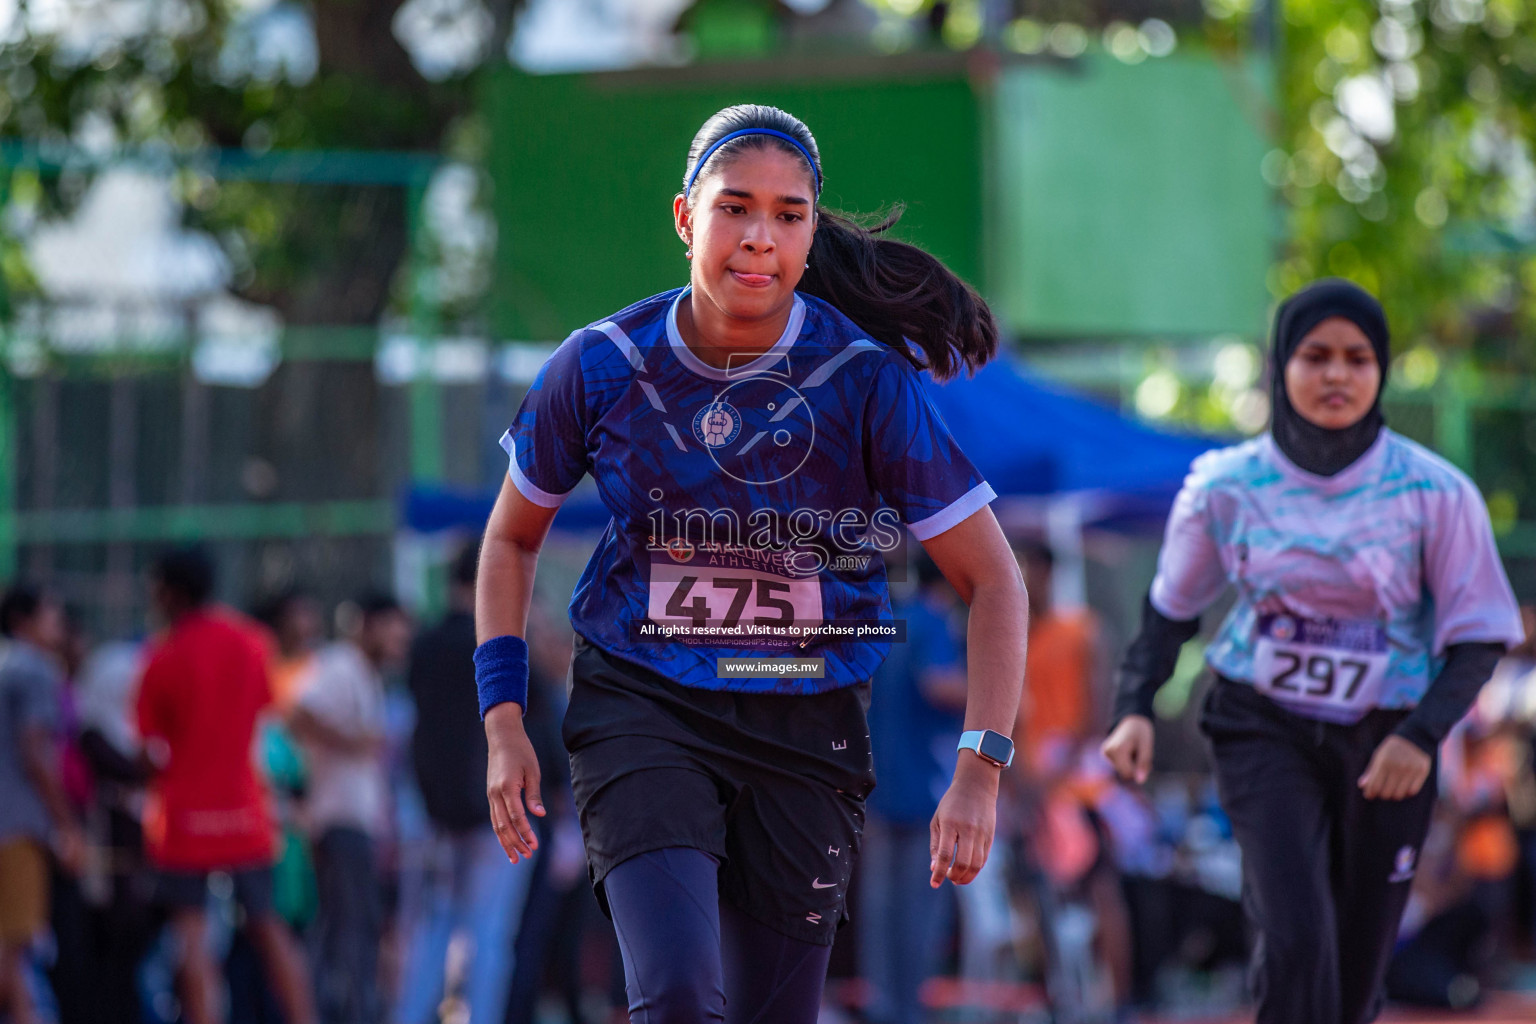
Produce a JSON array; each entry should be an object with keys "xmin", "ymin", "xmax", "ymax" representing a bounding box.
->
[
  {"xmin": 1101, "ymin": 715, "xmax": 1155, "ymax": 785},
  {"xmin": 485, "ymin": 703, "xmax": 545, "ymax": 863},
  {"xmin": 930, "ymin": 755, "xmax": 999, "ymax": 887}
]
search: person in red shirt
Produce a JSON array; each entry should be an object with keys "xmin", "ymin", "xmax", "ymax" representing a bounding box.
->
[{"xmin": 136, "ymin": 548, "xmax": 316, "ymax": 1024}]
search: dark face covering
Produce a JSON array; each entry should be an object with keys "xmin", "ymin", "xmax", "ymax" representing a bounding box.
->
[{"xmin": 1269, "ymin": 278, "xmax": 1391, "ymax": 477}]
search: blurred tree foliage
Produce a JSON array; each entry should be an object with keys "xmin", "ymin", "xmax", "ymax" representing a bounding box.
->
[
  {"xmin": 7, "ymin": 0, "xmax": 1533, "ymax": 351},
  {"xmin": 869, "ymin": 0, "xmax": 1536, "ymax": 359},
  {"xmin": 859, "ymin": 0, "xmax": 1206, "ymax": 45},
  {"xmin": 1207, "ymin": 0, "xmax": 1536, "ymax": 357},
  {"xmin": 0, "ymin": 0, "xmax": 522, "ymax": 328}
]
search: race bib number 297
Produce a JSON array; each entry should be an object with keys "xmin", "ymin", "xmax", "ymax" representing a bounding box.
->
[{"xmin": 1252, "ymin": 614, "xmax": 1389, "ymax": 723}]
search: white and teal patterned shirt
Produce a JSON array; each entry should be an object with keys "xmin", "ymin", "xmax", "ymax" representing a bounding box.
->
[{"xmin": 1150, "ymin": 429, "xmax": 1523, "ymax": 719}]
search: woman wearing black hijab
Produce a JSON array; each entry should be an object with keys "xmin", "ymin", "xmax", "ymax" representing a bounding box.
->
[{"xmin": 1100, "ymin": 280, "xmax": 1523, "ymax": 1023}]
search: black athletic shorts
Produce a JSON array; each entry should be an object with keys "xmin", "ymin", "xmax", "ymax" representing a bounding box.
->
[
  {"xmin": 563, "ymin": 636, "xmax": 877, "ymax": 945},
  {"xmin": 149, "ymin": 864, "xmax": 275, "ymax": 917}
]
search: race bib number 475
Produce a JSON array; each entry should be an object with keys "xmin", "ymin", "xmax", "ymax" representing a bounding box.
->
[
  {"xmin": 647, "ymin": 558, "xmax": 823, "ymax": 644},
  {"xmin": 1252, "ymin": 614, "xmax": 1389, "ymax": 724}
]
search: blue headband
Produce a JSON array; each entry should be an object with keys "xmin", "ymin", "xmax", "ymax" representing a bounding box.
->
[{"xmin": 684, "ymin": 128, "xmax": 822, "ymax": 199}]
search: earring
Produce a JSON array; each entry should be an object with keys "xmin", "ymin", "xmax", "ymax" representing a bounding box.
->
[{"xmin": 686, "ymin": 247, "xmax": 693, "ymax": 259}]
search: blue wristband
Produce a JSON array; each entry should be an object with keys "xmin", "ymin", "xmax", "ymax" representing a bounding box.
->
[{"xmin": 474, "ymin": 635, "xmax": 529, "ymax": 719}]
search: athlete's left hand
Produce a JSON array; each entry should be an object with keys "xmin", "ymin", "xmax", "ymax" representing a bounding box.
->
[
  {"xmin": 931, "ymin": 756, "xmax": 999, "ymax": 887},
  {"xmin": 1358, "ymin": 735, "xmax": 1432, "ymax": 800}
]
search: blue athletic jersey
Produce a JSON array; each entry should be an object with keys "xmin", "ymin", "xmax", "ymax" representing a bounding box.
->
[{"xmin": 502, "ymin": 287, "xmax": 994, "ymax": 694}]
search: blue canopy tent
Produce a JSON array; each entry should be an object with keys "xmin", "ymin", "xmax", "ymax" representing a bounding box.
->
[
  {"xmin": 403, "ymin": 355, "xmax": 1220, "ymax": 536},
  {"xmin": 921, "ymin": 356, "xmax": 1220, "ymax": 529},
  {"xmin": 919, "ymin": 357, "xmax": 1222, "ymax": 607}
]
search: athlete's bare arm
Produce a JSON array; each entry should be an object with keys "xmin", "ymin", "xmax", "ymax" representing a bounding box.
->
[
  {"xmin": 480, "ymin": 474, "xmax": 559, "ymax": 863},
  {"xmin": 920, "ymin": 505, "xmax": 1029, "ymax": 887}
]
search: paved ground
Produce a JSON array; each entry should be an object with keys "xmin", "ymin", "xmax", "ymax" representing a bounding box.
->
[
  {"xmin": 827, "ymin": 978, "xmax": 1536, "ymax": 1023},
  {"xmin": 1142, "ymin": 992, "xmax": 1536, "ymax": 1024}
]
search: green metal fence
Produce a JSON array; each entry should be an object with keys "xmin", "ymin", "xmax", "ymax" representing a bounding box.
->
[{"xmin": 0, "ymin": 145, "xmax": 474, "ymax": 635}]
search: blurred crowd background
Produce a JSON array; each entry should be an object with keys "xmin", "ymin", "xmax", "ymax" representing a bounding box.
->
[
  {"xmin": 5, "ymin": 539, "xmax": 1536, "ymax": 1024},
  {"xmin": 3, "ymin": 0, "xmax": 1536, "ymax": 1022}
]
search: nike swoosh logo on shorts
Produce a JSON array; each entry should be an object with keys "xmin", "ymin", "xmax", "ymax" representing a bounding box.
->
[{"xmin": 811, "ymin": 878, "xmax": 836, "ymax": 889}]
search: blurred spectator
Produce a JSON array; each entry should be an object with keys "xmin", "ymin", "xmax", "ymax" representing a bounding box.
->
[
  {"xmin": 1509, "ymin": 725, "xmax": 1536, "ymax": 953},
  {"xmin": 48, "ymin": 608, "xmax": 102, "ymax": 1024},
  {"xmin": 1385, "ymin": 684, "xmax": 1529, "ymax": 1010},
  {"xmin": 257, "ymin": 591, "xmax": 325, "ymax": 714},
  {"xmin": 0, "ymin": 584, "xmax": 80, "ymax": 1024},
  {"xmin": 75, "ymin": 639, "xmax": 147, "ymax": 784},
  {"xmin": 399, "ymin": 543, "xmax": 536, "ymax": 1024},
  {"xmin": 228, "ymin": 592, "xmax": 324, "ymax": 1024},
  {"xmin": 135, "ymin": 547, "xmax": 315, "ymax": 1024},
  {"xmin": 1504, "ymin": 609, "xmax": 1536, "ymax": 958},
  {"xmin": 138, "ymin": 549, "xmax": 317, "ymax": 1024},
  {"xmin": 1387, "ymin": 807, "xmax": 1490, "ymax": 1009},
  {"xmin": 74, "ymin": 637, "xmax": 155, "ymax": 1024},
  {"xmin": 1454, "ymin": 723, "xmax": 1523, "ymax": 926},
  {"xmin": 55, "ymin": 609, "xmax": 93, "ymax": 814},
  {"xmin": 1014, "ymin": 540, "xmax": 1133, "ymax": 1012},
  {"xmin": 1105, "ymin": 775, "xmax": 1246, "ymax": 1010},
  {"xmin": 858, "ymin": 555, "xmax": 965, "ymax": 1024},
  {"xmin": 252, "ymin": 590, "xmax": 325, "ymax": 930},
  {"xmin": 1014, "ymin": 539, "xmax": 1099, "ymax": 778},
  {"xmin": 1469, "ymin": 605, "xmax": 1536, "ymax": 956},
  {"xmin": 289, "ymin": 593, "xmax": 410, "ymax": 1024}
]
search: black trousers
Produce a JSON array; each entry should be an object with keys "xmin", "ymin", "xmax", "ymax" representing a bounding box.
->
[
  {"xmin": 311, "ymin": 826, "xmax": 382, "ymax": 1024},
  {"xmin": 1201, "ymin": 679, "xmax": 1437, "ymax": 1024}
]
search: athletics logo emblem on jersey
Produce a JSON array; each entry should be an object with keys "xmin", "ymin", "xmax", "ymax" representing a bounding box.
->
[
  {"xmin": 1389, "ymin": 845, "xmax": 1416, "ymax": 882},
  {"xmin": 704, "ymin": 376, "xmax": 816, "ymax": 486},
  {"xmin": 694, "ymin": 401, "xmax": 742, "ymax": 448},
  {"xmin": 665, "ymin": 538, "xmax": 695, "ymax": 563},
  {"xmin": 1270, "ymin": 615, "xmax": 1298, "ymax": 642}
]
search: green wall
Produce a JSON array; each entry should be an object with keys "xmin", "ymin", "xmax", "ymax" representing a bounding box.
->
[
  {"xmin": 484, "ymin": 61, "xmax": 985, "ymax": 341},
  {"xmin": 991, "ymin": 53, "xmax": 1274, "ymax": 337},
  {"xmin": 483, "ymin": 51, "xmax": 1275, "ymax": 343}
]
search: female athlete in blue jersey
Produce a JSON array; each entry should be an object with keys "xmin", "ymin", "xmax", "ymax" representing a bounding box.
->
[
  {"xmin": 474, "ymin": 104, "xmax": 1029, "ymax": 1022},
  {"xmin": 1103, "ymin": 280, "xmax": 1523, "ymax": 1024}
]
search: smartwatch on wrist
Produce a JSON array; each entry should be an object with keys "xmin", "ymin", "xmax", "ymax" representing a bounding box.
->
[{"xmin": 957, "ymin": 729, "xmax": 1015, "ymax": 769}]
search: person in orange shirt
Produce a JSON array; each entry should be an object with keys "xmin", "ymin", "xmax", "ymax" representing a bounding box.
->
[
  {"xmin": 258, "ymin": 590, "xmax": 325, "ymax": 713},
  {"xmin": 1011, "ymin": 539, "xmax": 1134, "ymax": 1014},
  {"xmin": 1015, "ymin": 540, "xmax": 1099, "ymax": 779}
]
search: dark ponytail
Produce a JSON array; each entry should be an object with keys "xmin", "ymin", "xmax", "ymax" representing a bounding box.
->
[
  {"xmin": 799, "ymin": 208, "xmax": 996, "ymax": 381},
  {"xmin": 684, "ymin": 104, "xmax": 998, "ymax": 381}
]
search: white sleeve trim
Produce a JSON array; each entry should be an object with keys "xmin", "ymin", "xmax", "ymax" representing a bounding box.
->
[
  {"xmin": 906, "ymin": 482, "xmax": 997, "ymax": 541},
  {"xmin": 1433, "ymin": 626, "xmax": 1526, "ymax": 655},
  {"xmin": 498, "ymin": 430, "xmax": 572, "ymax": 509},
  {"xmin": 1148, "ymin": 580, "xmax": 1203, "ymax": 623}
]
